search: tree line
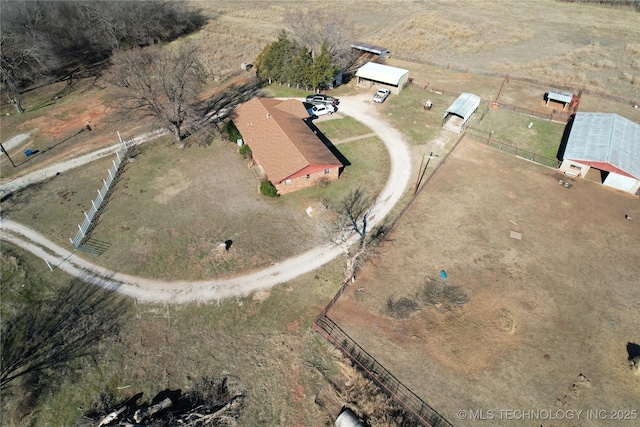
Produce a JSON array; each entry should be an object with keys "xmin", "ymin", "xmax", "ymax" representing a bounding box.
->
[
  {"xmin": 2, "ymin": 4, "xmax": 358, "ymax": 143},
  {"xmin": 0, "ymin": 0, "xmax": 206, "ymax": 111}
]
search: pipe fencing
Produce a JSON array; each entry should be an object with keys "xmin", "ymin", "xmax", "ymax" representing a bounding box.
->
[
  {"xmin": 314, "ymin": 316, "xmax": 454, "ymax": 427},
  {"xmin": 70, "ymin": 133, "xmax": 135, "ymax": 250}
]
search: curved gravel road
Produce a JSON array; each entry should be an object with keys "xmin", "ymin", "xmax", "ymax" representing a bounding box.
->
[{"xmin": 0, "ymin": 94, "xmax": 412, "ymax": 303}]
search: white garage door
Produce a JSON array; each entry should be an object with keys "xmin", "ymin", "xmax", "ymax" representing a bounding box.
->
[{"xmin": 603, "ymin": 173, "xmax": 638, "ymax": 193}]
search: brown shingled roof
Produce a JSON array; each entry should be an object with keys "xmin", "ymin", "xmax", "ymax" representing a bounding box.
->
[{"xmin": 233, "ymin": 98, "xmax": 343, "ymax": 183}]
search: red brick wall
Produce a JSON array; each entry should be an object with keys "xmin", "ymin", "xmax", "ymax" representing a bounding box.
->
[{"xmin": 275, "ymin": 167, "xmax": 340, "ymax": 195}]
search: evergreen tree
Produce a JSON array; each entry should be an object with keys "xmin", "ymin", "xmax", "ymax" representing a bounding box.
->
[{"xmin": 309, "ymin": 42, "xmax": 336, "ymax": 90}]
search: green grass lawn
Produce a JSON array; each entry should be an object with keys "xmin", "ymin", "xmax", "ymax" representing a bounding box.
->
[
  {"xmin": 468, "ymin": 107, "xmax": 566, "ymax": 159},
  {"xmin": 379, "ymin": 85, "xmax": 459, "ymax": 146},
  {"xmin": 314, "ymin": 116, "xmax": 372, "ymax": 141}
]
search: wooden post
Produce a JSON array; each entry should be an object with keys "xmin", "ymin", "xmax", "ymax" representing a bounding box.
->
[{"xmin": 414, "ymin": 154, "xmax": 425, "ymax": 196}]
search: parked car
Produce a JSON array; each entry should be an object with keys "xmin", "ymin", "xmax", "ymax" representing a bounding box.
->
[
  {"xmin": 308, "ymin": 104, "xmax": 338, "ymax": 117},
  {"xmin": 373, "ymin": 88, "xmax": 391, "ymax": 103},
  {"xmin": 305, "ymin": 94, "xmax": 339, "ymax": 106}
]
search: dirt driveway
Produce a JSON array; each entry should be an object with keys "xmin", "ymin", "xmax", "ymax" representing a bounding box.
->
[
  {"xmin": 0, "ymin": 93, "xmax": 412, "ymax": 303},
  {"xmin": 329, "ymin": 139, "xmax": 640, "ymax": 426}
]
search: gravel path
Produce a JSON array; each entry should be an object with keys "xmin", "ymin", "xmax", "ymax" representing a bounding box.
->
[{"xmin": 0, "ymin": 94, "xmax": 412, "ymax": 303}]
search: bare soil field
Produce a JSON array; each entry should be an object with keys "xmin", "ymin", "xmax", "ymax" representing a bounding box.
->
[{"xmin": 329, "ymin": 139, "xmax": 640, "ymax": 426}]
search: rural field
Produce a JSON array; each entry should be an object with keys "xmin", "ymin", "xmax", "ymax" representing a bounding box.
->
[
  {"xmin": 1, "ymin": 1, "xmax": 639, "ymax": 426},
  {"xmin": 329, "ymin": 139, "xmax": 640, "ymax": 426}
]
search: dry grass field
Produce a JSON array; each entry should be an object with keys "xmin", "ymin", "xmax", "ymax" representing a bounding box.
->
[
  {"xmin": 2, "ymin": 1, "xmax": 640, "ymax": 426},
  {"xmin": 329, "ymin": 139, "xmax": 640, "ymax": 426}
]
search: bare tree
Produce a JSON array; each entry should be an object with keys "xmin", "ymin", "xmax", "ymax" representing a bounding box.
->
[
  {"xmin": 106, "ymin": 43, "xmax": 208, "ymax": 143},
  {"xmin": 330, "ymin": 188, "xmax": 387, "ymax": 282},
  {"xmin": 285, "ymin": 9, "xmax": 358, "ymax": 70},
  {"xmin": 0, "ymin": 28, "xmax": 57, "ymax": 113}
]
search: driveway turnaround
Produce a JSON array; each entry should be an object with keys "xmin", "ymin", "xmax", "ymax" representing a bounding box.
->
[{"xmin": 0, "ymin": 94, "xmax": 412, "ymax": 303}]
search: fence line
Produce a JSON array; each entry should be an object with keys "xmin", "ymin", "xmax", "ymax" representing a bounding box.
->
[
  {"xmin": 313, "ymin": 316, "xmax": 454, "ymax": 427},
  {"xmin": 70, "ymin": 133, "xmax": 135, "ymax": 249},
  {"xmin": 395, "ymin": 55, "xmax": 638, "ymax": 106},
  {"xmin": 410, "ymin": 80, "xmax": 572, "ymax": 124},
  {"xmin": 313, "ymin": 135, "xmax": 469, "ymax": 427},
  {"xmin": 465, "ymin": 128, "xmax": 560, "ymax": 169}
]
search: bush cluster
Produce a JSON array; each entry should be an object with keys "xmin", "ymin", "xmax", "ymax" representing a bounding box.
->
[{"xmin": 260, "ymin": 181, "xmax": 279, "ymax": 197}]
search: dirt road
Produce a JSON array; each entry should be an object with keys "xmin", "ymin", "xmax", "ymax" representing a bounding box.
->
[{"xmin": 0, "ymin": 94, "xmax": 412, "ymax": 303}]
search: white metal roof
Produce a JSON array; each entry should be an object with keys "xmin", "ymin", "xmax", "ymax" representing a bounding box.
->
[
  {"xmin": 565, "ymin": 112, "xmax": 640, "ymax": 179},
  {"xmin": 444, "ymin": 93, "xmax": 481, "ymax": 123},
  {"xmin": 355, "ymin": 62, "xmax": 408, "ymax": 86},
  {"xmin": 548, "ymin": 90, "xmax": 573, "ymax": 104}
]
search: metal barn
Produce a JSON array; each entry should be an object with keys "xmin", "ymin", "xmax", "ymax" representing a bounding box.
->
[
  {"xmin": 559, "ymin": 112, "xmax": 640, "ymax": 195},
  {"xmin": 355, "ymin": 62, "xmax": 409, "ymax": 94}
]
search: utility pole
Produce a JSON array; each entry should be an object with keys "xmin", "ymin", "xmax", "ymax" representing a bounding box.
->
[
  {"xmin": 414, "ymin": 152, "xmax": 439, "ymax": 196},
  {"xmin": 0, "ymin": 142, "xmax": 17, "ymax": 168}
]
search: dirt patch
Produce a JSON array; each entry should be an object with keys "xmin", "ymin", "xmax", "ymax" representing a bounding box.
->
[{"xmin": 329, "ymin": 139, "xmax": 640, "ymax": 426}]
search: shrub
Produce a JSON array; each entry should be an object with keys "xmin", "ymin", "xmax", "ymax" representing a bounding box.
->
[
  {"xmin": 419, "ymin": 277, "xmax": 469, "ymax": 309},
  {"xmin": 238, "ymin": 143, "xmax": 252, "ymax": 159},
  {"xmin": 260, "ymin": 180, "xmax": 279, "ymax": 197},
  {"xmin": 385, "ymin": 297, "xmax": 420, "ymax": 319},
  {"xmin": 225, "ymin": 120, "xmax": 242, "ymax": 143}
]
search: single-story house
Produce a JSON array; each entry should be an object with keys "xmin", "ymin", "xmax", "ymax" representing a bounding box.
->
[
  {"xmin": 442, "ymin": 93, "xmax": 481, "ymax": 134},
  {"xmin": 355, "ymin": 62, "xmax": 409, "ymax": 94},
  {"xmin": 559, "ymin": 112, "xmax": 640, "ymax": 195},
  {"xmin": 233, "ymin": 98, "xmax": 344, "ymax": 195}
]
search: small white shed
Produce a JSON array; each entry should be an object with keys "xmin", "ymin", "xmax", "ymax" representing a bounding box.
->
[{"xmin": 355, "ymin": 62, "xmax": 409, "ymax": 94}]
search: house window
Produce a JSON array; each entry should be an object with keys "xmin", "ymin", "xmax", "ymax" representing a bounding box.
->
[
  {"xmin": 324, "ymin": 169, "xmax": 330, "ymax": 174},
  {"xmin": 306, "ymin": 174, "xmax": 311, "ymax": 179},
  {"xmin": 285, "ymin": 179, "xmax": 292, "ymax": 185}
]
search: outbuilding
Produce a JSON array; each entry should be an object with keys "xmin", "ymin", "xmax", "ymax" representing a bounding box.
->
[
  {"xmin": 546, "ymin": 89, "xmax": 574, "ymax": 110},
  {"xmin": 442, "ymin": 93, "xmax": 481, "ymax": 134},
  {"xmin": 559, "ymin": 112, "xmax": 640, "ymax": 195},
  {"xmin": 351, "ymin": 42, "xmax": 388, "ymax": 60},
  {"xmin": 355, "ymin": 62, "xmax": 409, "ymax": 94}
]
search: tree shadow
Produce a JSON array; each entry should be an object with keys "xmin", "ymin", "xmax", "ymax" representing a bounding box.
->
[{"xmin": 1, "ymin": 274, "xmax": 132, "ymax": 413}]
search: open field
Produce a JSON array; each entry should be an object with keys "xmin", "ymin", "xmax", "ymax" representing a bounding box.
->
[
  {"xmin": 329, "ymin": 139, "xmax": 640, "ymax": 426},
  {"xmin": 2, "ymin": 1, "xmax": 640, "ymax": 426}
]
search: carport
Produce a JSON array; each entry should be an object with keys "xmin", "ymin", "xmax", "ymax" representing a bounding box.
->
[
  {"xmin": 355, "ymin": 62, "xmax": 409, "ymax": 94},
  {"xmin": 442, "ymin": 93, "xmax": 481, "ymax": 134},
  {"xmin": 559, "ymin": 112, "xmax": 640, "ymax": 195}
]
